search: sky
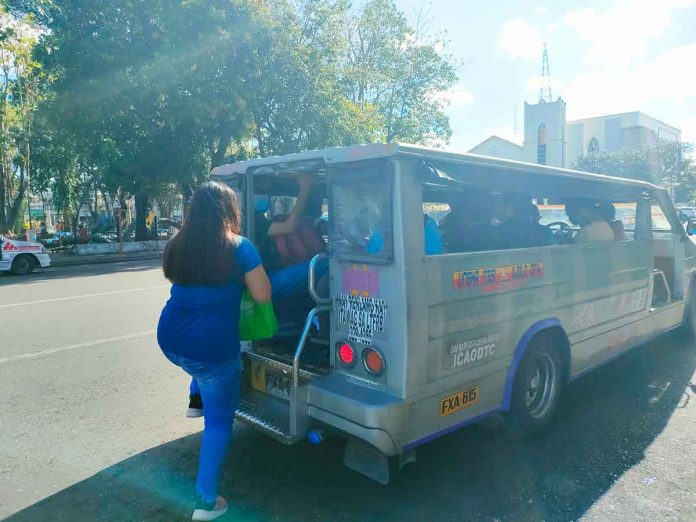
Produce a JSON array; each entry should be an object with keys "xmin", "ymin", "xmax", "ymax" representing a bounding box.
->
[{"xmin": 392, "ymin": 0, "xmax": 696, "ymax": 151}]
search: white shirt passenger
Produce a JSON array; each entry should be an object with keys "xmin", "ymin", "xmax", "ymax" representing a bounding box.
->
[{"xmin": 575, "ymin": 220, "xmax": 615, "ymax": 243}]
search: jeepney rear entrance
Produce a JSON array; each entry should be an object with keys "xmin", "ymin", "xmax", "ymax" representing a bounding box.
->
[{"xmin": 222, "ymin": 157, "xmax": 406, "ymax": 474}]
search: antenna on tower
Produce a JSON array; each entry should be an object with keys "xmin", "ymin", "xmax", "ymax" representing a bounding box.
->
[{"xmin": 539, "ymin": 43, "xmax": 552, "ymax": 103}]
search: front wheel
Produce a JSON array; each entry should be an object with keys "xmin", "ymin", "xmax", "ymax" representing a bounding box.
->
[
  {"xmin": 11, "ymin": 255, "xmax": 35, "ymax": 275},
  {"xmin": 507, "ymin": 334, "xmax": 562, "ymax": 437}
]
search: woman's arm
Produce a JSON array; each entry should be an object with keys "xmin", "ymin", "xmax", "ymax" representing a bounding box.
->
[
  {"xmin": 244, "ymin": 265, "xmax": 272, "ymax": 303},
  {"xmin": 268, "ymin": 174, "xmax": 313, "ymax": 236}
]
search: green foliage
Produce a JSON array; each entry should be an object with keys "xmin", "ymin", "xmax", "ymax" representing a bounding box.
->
[
  {"xmin": 0, "ymin": 5, "xmax": 45, "ymax": 233},
  {"xmin": 3, "ymin": 0, "xmax": 459, "ymax": 235},
  {"xmin": 574, "ymin": 141, "xmax": 696, "ymax": 203}
]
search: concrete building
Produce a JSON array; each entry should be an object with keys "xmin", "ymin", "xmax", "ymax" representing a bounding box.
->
[
  {"xmin": 469, "ymin": 135, "xmax": 523, "ymax": 161},
  {"xmin": 469, "ymin": 105, "xmax": 680, "ymax": 169},
  {"xmin": 566, "ymin": 112, "xmax": 680, "ymax": 166}
]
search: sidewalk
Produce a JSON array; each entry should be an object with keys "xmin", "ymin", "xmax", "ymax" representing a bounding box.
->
[{"xmin": 49, "ymin": 250, "xmax": 163, "ymax": 267}]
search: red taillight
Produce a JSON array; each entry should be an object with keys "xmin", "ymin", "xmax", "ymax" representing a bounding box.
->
[
  {"xmin": 363, "ymin": 348, "xmax": 385, "ymax": 376},
  {"xmin": 337, "ymin": 342, "xmax": 356, "ymax": 367}
]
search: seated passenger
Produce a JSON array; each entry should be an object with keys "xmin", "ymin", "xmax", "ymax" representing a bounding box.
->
[
  {"xmin": 424, "ymin": 214, "xmax": 443, "ymax": 254},
  {"xmin": 565, "ymin": 199, "xmax": 615, "ymax": 243},
  {"xmin": 255, "ymin": 176, "xmax": 329, "ymax": 337},
  {"xmin": 598, "ymin": 201, "xmax": 625, "ymax": 241},
  {"xmin": 496, "ymin": 195, "xmax": 556, "ymax": 249},
  {"xmin": 440, "ymin": 190, "xmax": 499, "ymax": 252}
]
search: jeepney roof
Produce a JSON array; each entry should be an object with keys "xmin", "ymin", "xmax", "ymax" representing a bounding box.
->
[{"xmin": 210, "ymin": 142, "xmax": 660, "ymax": 192}]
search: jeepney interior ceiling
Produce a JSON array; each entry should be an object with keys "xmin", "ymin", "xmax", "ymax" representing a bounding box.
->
[{"xmin": 424, "ymin": 160, "xmax": 648, "ymax": 202}]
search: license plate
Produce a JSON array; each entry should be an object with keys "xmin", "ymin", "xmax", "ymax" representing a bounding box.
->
[
  {"xmin": 440, "ymin": 385, "xmax": 479, "ymax": 417},
  {"xmin": 250, "ymin": 360, "xmax": 291, "ymax": 400}
]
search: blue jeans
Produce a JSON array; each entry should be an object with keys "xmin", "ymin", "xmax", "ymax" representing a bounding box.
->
[{"xmin": 164, "ymin": 352, "xmax": 241, "ymax": 503}]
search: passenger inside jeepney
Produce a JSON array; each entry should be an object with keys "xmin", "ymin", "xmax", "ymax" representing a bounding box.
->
[
  {"xmin": 495, "ymin": 194, "xmax": 556, "ymax": 249},
  {"xmin": 565, "ymin": 199, "xmax": 615, "ymax": 243},
  {"xmin": 440, "ymin": 189, "xmax": 499, "ymax": 252},
  {"xmin": 254, "ymin": 174, "xmax": 329, "ymax": 338}
]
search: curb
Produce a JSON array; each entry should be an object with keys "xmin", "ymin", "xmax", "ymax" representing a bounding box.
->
[{"xmin": 49, "ymin": 253, "xmax": 163, "ymax": 268}]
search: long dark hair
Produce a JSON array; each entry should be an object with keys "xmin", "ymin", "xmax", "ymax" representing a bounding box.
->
[{"xmin": 163, "ymin": 181, "xmax": 242, "ymax": 285}]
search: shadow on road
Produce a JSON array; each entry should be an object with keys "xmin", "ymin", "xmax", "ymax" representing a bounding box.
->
[{"xmin": 6, "ymin": 334, "xmax": 695, "ymax": 522}]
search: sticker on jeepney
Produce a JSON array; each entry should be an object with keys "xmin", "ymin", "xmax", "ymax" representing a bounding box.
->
[
  {"xmin": 452, "ymin": 262, "xmax": 544, "ymax": 291},
  {"xmin": 335, "ymin": 293, "xmax": 387, "ymax": 344},
  {"xmin": 440, "ymin": 385, "xmax": 480, "ymax": 417},
  {"xmin": 445, "ymin": 335, "xmax": 498, "ymax": 370}
]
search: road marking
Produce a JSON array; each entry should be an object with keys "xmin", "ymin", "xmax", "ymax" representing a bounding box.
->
[
  {"xmin": 0, "ymin": 330, "xmax": 156, "ymax": 364},
  {"xmin": 0, "ymin": 285, "xmax": 169, "ymax": 309}
]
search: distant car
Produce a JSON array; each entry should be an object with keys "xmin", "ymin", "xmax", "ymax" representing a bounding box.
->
[
  {"xmin": 0, "ymin": 234, "xmax": 51, "ymax": 275},
  {"xmin": 676, "ymin": 206, "xmax": 696, "ymax": 223}
]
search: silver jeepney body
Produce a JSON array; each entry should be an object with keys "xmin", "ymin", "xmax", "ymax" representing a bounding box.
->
[{"xmin": 211, "ymin": 143, "xmax": 696, "ymax": 483}]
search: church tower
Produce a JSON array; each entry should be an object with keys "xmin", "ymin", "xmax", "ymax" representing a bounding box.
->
[{"xmin": 522, "ymin": 45, "xmax": 567, "ymax": 168}]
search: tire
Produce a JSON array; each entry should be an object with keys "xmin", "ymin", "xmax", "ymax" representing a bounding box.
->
[
  {"xmin": 11, "ymin": 255, "xmax": 35, "ymax": 275},
  {"xmin": 507, "ymin": 333, "xmax": 563, "ymax": 437}
]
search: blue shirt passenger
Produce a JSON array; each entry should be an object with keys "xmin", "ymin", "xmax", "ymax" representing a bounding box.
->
[{"xmin": 157, "ymin": 238, "xmax": 262, "ymax": 363}]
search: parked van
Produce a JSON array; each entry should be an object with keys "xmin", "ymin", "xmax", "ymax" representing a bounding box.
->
[
  {"xmin": 0, "ymin": 234, "xmax": 51, "ymax": 275},
  {"xmin": 211, "ymin": 143, "xmax": 696, "ymax": 484}
]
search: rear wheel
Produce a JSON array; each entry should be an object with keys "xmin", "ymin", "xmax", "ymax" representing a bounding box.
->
[
  {"xmin": 507, "ymin": 334, "xmax": 562, "ymax": 437},
  {"xmin": 681, "ymin": 284, "xmax": 696, "ymax": 338},
  {"xmin": 11, "ymin": 255, "xmax": 35, "ymax": 275}
]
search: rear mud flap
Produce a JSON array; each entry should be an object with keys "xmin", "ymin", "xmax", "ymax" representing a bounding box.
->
[{"xmin": 344, "ymin": 439, "xmax": 416, "ymax": 485}]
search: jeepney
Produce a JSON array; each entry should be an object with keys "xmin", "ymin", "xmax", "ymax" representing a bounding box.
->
[{"xmin": 211, "ymin": 143, "xmax": 696, "ymax": 484}]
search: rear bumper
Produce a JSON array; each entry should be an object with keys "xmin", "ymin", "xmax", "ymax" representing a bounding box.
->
[
  {"xmin": 35, "ymin": 253, "xmax": 51, "ymax": 268},
  {"xmin": 308, "ymin": 375, "xmax": 406, "ymax": 456}
]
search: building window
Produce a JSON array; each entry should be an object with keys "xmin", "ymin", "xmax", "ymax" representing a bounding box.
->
[
  {"xmin": 588, "ymin": 137, "xmax": 599, "ymax": 155},
  {"xmin": 537, "ymin": 124, "xmax": 547, "ymax": 165}
]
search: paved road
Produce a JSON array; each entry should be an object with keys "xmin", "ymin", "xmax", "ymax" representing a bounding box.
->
[{"xmin": 1, "ymin": 262, "xmax": 695, "ymax": 521}]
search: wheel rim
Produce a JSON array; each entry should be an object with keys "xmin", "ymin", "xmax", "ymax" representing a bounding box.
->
[
  {"xmin": 16, "ymin": 258, "xmax": 30, "ymax": 272},
  {"xmin": 523, "ymin": 353, "xmax": 558, "ymax": 420}
]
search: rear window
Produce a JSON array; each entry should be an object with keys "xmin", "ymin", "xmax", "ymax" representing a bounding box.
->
[{"xmin": 329, "ymin": 161, "xmax": 393, "ymax": 262}]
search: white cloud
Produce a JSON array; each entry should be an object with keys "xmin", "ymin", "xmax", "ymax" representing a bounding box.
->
[
  {"xmin": 564, "ymin": 0, "xmax": 696, "ymax": 70},
  {"xmin": 564, "ymin": 42, "xmax": 696, "ymax": 121},
  {"xmin": 498, "ymin": 19, "xmax": 543, "ymax": 60}
]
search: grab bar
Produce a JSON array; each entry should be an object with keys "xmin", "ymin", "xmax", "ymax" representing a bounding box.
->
[
  {"xmin": 308, "ymin": 253, "xmax": 331, "ymax": 305},
  {"xmin": 293, "ymin": 305, "xmax": 331, "ymax": 387}
]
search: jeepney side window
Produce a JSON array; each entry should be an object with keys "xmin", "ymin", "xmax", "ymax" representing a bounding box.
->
[
  {"xmin": 329, "ymin": 162, "xmax": 393, "ymax": 262},
  {"xmin": 651, "ymin": 201, "xmax": 674, "ymax": 233}
]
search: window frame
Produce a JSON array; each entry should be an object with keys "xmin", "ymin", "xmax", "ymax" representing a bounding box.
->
[{"xmin": 328, "ymin": 159, "xmax": 395, "ymax": 264}]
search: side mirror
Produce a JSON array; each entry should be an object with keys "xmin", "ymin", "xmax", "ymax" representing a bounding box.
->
[{"xmin": 687, "ymin": 217, "xmax": 696, "ymax": 236}]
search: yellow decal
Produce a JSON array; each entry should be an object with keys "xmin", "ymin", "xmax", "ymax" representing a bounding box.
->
[{"xmin": 440, "ymin": 385, "xmax": 480, "ymax": 417}]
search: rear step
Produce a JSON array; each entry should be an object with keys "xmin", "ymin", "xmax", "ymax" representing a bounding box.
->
[{"xmin": 237, "ymin": 308, "xmax": 330, "ymax": 444}]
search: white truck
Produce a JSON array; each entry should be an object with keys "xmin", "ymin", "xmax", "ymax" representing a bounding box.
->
[{"xmin": 0, "ymin": 234, "xmax": 51, "ymax": 275}]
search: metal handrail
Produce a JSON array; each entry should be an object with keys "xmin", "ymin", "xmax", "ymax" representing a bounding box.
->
[
  {"xmin": 308, "ymin": 253, "xmax": 331, "ymax": 305},
  {"xmin": 653, "ymin": 269, "xmax": 672, "ymax": 305},
  {"xmin": 293, "ymin": 305, "xmax": 331, "ymax": 387}
]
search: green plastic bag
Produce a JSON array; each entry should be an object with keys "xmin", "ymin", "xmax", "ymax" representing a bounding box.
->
[{"xmin": 239, "ymin": 290, "xmax": 277, "ymax": 341}]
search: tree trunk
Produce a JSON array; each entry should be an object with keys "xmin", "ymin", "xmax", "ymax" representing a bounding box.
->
[
  {"xmin": 0, "ymin": 169, "xmax": 7, "ymax": 233},
  {"xmin": 134, "ymin": 193, "xmax": 149, "ymax": 241}
]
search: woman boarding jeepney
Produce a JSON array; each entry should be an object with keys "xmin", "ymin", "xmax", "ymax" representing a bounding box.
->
[{"xmin": 157, "ymin": 181, "xmax": 271, "ymax": 521}]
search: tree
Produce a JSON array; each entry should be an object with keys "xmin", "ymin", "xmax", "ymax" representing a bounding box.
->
[
  {"xmin": 36, "ymin": 0, "xmax": 257, "ymax": 239},
  {"xmin": 574, "ymin": 142, "xmax": 696, "ymax": 202},
  {"xmin": 343, "ymin": 0, "xmax": 457, "ymax": 144},
  {"xmin": 0, "ymin": 7, "xmax": 43, "ymax": 233}
]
